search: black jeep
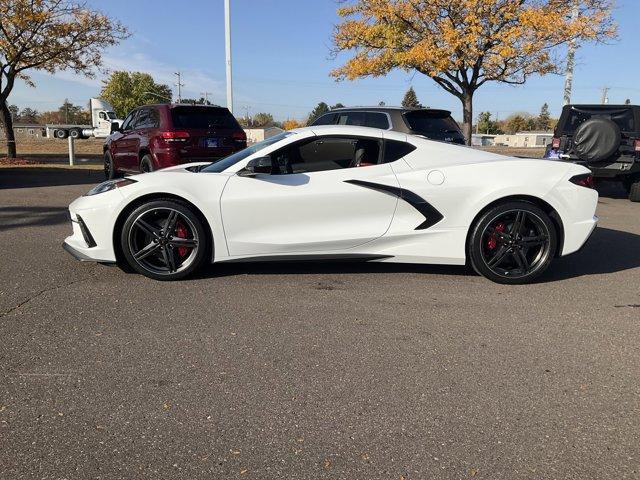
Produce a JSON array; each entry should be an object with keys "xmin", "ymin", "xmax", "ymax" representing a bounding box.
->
[{"xmin": 545, "ymin": 104, "xmax": 640, "ymax": 201}]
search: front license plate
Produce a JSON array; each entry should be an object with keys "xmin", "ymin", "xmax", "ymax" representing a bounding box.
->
[{"xmin": 205, "ymin": 138, "xmax": 219, "ymax": 148}]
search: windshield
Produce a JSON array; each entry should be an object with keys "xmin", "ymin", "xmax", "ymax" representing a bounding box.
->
[
  {"xmin": 106, "ymin": 111, "xmax": 117, "ymax": 119},
  {"xmin": 201, "ymin": 132, "xmax": 294, "ymax": 173}
]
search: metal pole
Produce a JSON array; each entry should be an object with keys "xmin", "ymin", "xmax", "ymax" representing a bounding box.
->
[
  {"xmin": 224, "ymin": 0, "xmax": 233, "ymax": 113},
  {"xmin": 68, "ymin": 136, "xmax": 75, "ymax": 166},
  {"xmin": 174, "ymin": 72, "xmax": 183, "ymax": 103},
  {"xmin": 563, "ymin": 3, "xmax": 579, "ymax": 106}
]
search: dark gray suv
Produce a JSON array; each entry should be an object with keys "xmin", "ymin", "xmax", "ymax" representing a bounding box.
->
[{"xmin": 310, "ymin": 106, "xmax": 466, "ymax": 145}]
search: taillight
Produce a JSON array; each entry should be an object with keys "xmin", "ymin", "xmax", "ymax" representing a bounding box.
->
[
  {"xmin": 569, "ymin": 173, "xmax": 595, "ymax": 189},
  {"xmin": 552, "ymin": 137, "xmax": 561, "ymax": 148},
  {"xmin": 232, "ymin": 131, "xmax": 246, "ymax": 143},
  {"xmin": 634, "ymin": 139, "xmax": 640, "ymax": 152},
  {"xmin": 161, "ymin": 131, "xmax": 190, "ymax": 142}
]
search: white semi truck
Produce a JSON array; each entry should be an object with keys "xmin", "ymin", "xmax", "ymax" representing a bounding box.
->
[{"xmin": 46, "ymin": 98, "xmax": 123, "ymax": 140}]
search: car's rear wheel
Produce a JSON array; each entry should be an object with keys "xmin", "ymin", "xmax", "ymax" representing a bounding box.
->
[
  {"xmin": 104, "ymin": 151, "xmax": 118, "ymax": 179},
  {"xmin": 120, "ymin": 200, "xmax": 209, "ymax": 280},
  {"xmin": 627, "ymin": 175, "xmax": 640, "ymax": 202},
  {"xmin": 468, "ymin": 201, "xmax": 557, "ymax": 284},
  {"xmin": 140, "ymin": 154, "xmax": 154, "ymax": 173}
]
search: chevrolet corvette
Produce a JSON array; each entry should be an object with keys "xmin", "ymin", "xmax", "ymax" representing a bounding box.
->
[{"xmin": 63, "ymin": 125, "xmax": 598, "ymax": 284}]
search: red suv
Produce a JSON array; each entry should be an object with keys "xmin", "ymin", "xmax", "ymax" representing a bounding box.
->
[{"xmin": 103, "ymin": 104, "xmax": 246, "ymax": 178}]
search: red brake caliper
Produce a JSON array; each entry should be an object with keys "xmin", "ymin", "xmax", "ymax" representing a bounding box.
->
[
  {"xmin": 175, "ymin": 222, "xmax": 189, "ymax": 258},
  {"xmin": 487, "ymin": 223, "xmax": 505, "ymax": 250}
]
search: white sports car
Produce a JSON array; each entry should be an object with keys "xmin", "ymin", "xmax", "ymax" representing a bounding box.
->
[{"xmin": 64, "ymin": 126, "xmax": 598, "ymax": 284}]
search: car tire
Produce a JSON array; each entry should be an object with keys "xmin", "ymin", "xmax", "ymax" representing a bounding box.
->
[
  {"xmin": 140, "ymin": 154, "xmax": 154, "ymax": 173},
  {"xmin": 120, "ymin": 199, "xmax": 209, "ymax": 281},
  {"xmin": 467, "ymin": 201, "xmax": 557, "ymax": 285},
  {"xmin": 629, "ymin": 178, "xmax": 640, "ymax": 202},
  {"xmin": 69, "ymin": 128, "xmax": 81, "ymax": 139},
  {"xmin": 54, "ymin": 129, "xmax": 68, "ymax": 139},
  {"xmin": 104, "ymin": 151, "xmax": 118, "ymax": 180}
]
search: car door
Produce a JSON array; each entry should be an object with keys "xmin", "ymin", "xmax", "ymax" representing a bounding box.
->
[
  {"xmin": 111, "ymin": 110, "xmax": 140, "ymax": 171},
  {"xmin": 220, "ymin": 133, "xmax": 400, "ymax": 256}
]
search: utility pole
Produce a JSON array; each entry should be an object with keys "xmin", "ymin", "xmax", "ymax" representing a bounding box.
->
[
  {"xmin": 174, "ymin": 72, "xmax": 184, "ymax": 103},
  {"xmin": 200, "ymin": 92, "xmax": 212, "ymax": 104},
  {"xmin": 601, "ymin": 87, "xmax": 609, "ymax": 105},
  {"xmin": 563, "ymin": 2, "xmax": 579, "ymax": 106},
  {"xmin": 224, "ymin": 0, "xmax": 233, "ymax": 113}
]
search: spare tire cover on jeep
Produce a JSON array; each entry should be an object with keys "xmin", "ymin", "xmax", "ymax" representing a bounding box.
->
[{"xmin": 573, "ymin": 117, "xmax": 621, "ymax": 163}]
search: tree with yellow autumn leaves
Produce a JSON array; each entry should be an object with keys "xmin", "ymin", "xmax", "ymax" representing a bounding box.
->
[
  {"xmin": 0, "ymin": 0, "xmax": 129, "ymax": 157},
  {"xmin": 331, "ymin": 0, "xmax": 616, "ymax": 144}
]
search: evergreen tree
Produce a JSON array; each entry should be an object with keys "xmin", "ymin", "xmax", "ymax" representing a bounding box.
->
[
  {"xmin": 537, "ymin": 103, "xmax": 551, "ymax": 131},
  {"xmin": 401, "ymin": 87, "xmax": 422, "ymax": 108}
]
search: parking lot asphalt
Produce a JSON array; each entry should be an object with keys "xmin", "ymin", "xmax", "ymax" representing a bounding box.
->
[{"xmin": 1, "ymin": 167, "xmax": 639, "ymax": 479}]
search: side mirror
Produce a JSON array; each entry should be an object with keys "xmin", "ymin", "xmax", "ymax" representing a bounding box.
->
[
  {"xmin": 110, "ymin": 122, "xmax": 121, "ymax": 134},
  {"xmin": 240, "ymin": 156, "xmax": 272, "ymax": 176}
]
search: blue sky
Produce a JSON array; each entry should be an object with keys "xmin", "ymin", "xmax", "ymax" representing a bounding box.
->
[{"xmin": 10, "ymin": 0, "xmax": 640, "ymax": 122}]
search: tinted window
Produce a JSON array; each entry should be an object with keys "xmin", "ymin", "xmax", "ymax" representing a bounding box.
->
[
  {"xmin": 562, "ymin": 107, "xmax": 635, "ymax": 135},
  {"xmin": 366, "ymin": 112, "xmax": 390, "ymax": 129},
  {"xmin": 135, "ymin": 108, "xmax": 155, "ymax": 129},
  {"xmin": 121, "ymin": 111, "xmax": 137, "ymax": 131},
  {"xmin": 171, "ymin": 106, "xmax": 240, "ymax": 129},
  {"xmin": 313, "ymin": 113, "xmax": 338, "ymax": 126},
  {"xmin": 404, "ymin": 111, "xmax": 463, "ymax": 138},
  {"xmin": 383, "ymin": 140, "xmax": 416, "ymax": 163},
  {"xmin": 336, "ymin": 112, "xmax": 366, "ymax": 126},
  {"xmin": 271, "ymin": 136, "xmax": 380, "ymax": 174}
]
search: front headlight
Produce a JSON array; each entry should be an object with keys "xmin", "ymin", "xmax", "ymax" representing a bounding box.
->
[{"xmin": 85, "ymin": 178, "xmax": 137, "ymax": 196}]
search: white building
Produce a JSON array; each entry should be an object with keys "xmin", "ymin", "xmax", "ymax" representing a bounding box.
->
[
  {"xmin": 471, "ymin": 134, "xmax": 496, "ymax": 146},
  {"xmin": 244, "ymin": 126, "xmax": 284, "ymax": 144},
  {"xmin": 494, "ymin": 132, "xmax": 553, "ymax": 148}
]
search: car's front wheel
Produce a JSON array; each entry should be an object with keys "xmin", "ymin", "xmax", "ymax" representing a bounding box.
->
[
  {"xmin": 120, "ymin": 199, "xmax": 209, "ymax": 280},
  {"xmin": 104, "ymin": 151, "xmax": 118, "ymax": 180},
  {"xmin": 468, "ymin": 201, "xmax": 557, "ymax": 284}
]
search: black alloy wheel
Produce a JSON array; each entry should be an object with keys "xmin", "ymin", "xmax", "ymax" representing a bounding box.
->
[
  {"xmin": 121, "ymin": 200, "xmax": 209, "ymax": 280},
  {"xmin": 140, "ymin": 155, "xmax": 154, "ymax": 173},
  {"xmin": 104, "ymin": 151, "xmax": 116, "ymax": 179},
  {"xmin": 468, "ymin": 201, "xmax": 557, "ymax": 284}
]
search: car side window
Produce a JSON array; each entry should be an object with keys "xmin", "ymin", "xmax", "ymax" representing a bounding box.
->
[
  {"xmin": 149, "ymin": 108, "xmax": 160, "ymax": 128},
  {"xmin": 135, "ymin": 109, "xmax": 151, "ymax": 129},
  {"xmin": 366, "ymin": 112, "xmax": 390, "ymax": 129},
  {"xmin": 121, "ymin": 111, "xmax": 137, "ymax": 131},
  {"xmin": 270, "ymin": 136, "xmax": 381, "ymax": 174},
  {"xmin": 383, "ymin": 140, "xmax": 416, "ymax": 163},
  {"xmin": 313, "ymin": 113, "xmax": 337, "ymax": 126},
  {"xmin": 336, "ymin": 112, "xmax": 366, "ymax": 126}
]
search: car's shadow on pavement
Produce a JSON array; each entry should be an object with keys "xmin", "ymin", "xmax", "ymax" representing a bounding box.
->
[
  {"xmin": 0, "ymin": 206, "xmax": 69, "ymax": 231},
  {"xmin": 197, "ymin": 227, "xmax": 640, "ymax": 282},
  {"xmin": 542, "ymin": 227, "xmax": 640, "ymax": 281},
  {"xmin": 0, "ymin": 167, "xmax": 103, "ymax": 189}
]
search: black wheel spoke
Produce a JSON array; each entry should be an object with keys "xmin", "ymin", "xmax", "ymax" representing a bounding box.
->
[
  {"xmin": 512, "ymin": 249, "xmax": 529, "ymax": 272},
  {"xmin": 134, "ymin": 241, "xmax": 161, "ymax": 260},
  {"xmin": 510, "ymin": 211, "xmax": 527, "ymax": 235},
  {"xmin": 168, "ymin": 237, "xmax": 197, "ymax": 247},
  {"xmin": 135, "ymin": 218, "xmax": 161, "ymax": 237},
  {"xmin": 161, "ymin": 245, "xmax": 177, "ymax": 272},
  {"xmin": 164, "ymin": 211, "xmax": 179, "ymax": 237},
  {"xmin": 488, "ymin": 245, "xmax": 510, "ymax": 268},
  {"xmin": 521, "ymin": 234, "xmax": 547, "ymax": 247}
]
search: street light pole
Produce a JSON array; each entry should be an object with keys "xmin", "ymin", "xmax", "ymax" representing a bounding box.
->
[
  {"xmin": 174, "ymin": 72, "xmax": 184, "ymax": 103},
  {"xmin": 224, "ymin": 0, "xmax": 233, "ymax": 113}
]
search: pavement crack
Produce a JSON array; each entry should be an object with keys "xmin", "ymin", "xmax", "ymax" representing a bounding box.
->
[
  {"xmin": 0, "ymin": 270, "xmax": 96, "ymax": 318},
  {"xmin": 614, "ymin": 304, "xmax": 640, "ymax": 309}
]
